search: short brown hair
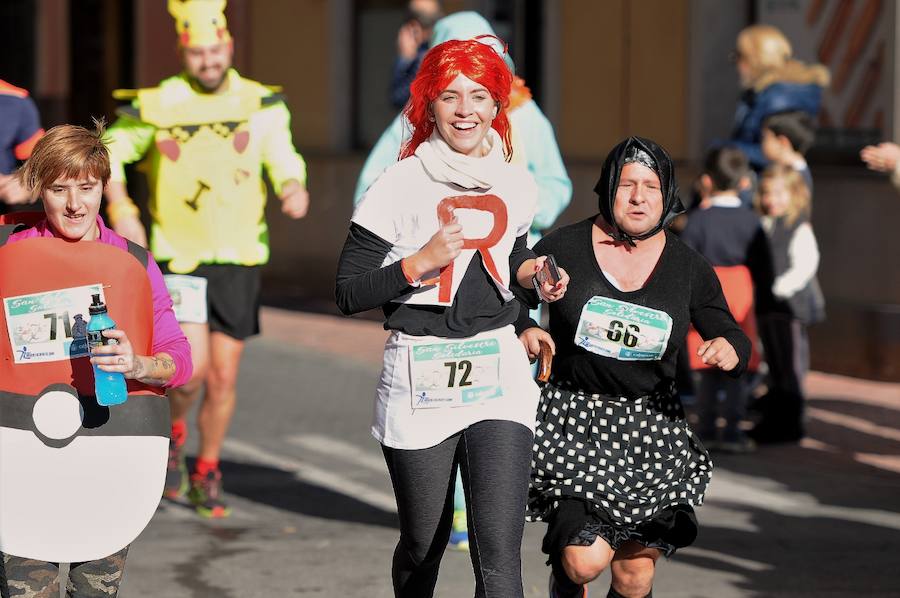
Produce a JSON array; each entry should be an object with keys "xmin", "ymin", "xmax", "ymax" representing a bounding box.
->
[
  {"xmin": 762, "ymin": 110, "xmax": 816, "ymax": 154},
  {"xmin": 703, "ymin": 146, "xmax": 749, "ymax": 192},
  {"xmin": 20, "ymin": 120, "xmax": 111, "ymax": 199}
]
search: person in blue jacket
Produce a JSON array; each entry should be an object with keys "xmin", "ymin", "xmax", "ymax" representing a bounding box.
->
[
  {"xmin": 356, "ymin": 11, "xmax": 572, "ymax": 248},
  {"xmin": 729, "ymin": 24, "xmax": 829, "ymax": 172}
]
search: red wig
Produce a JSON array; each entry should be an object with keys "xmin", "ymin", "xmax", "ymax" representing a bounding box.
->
[{"xmin": 400, "ymin": 36, "xmax": 514, "ymax": 160}]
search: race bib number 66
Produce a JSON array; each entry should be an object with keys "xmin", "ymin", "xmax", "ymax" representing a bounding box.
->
[{"xmin": 575, "ymin": 296, "xmax": 673, "ymax": 361}]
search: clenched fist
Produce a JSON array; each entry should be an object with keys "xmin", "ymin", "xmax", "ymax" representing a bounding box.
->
[{"xmin": 402, "ymin": 217, "xmax": 464, "ymax": 281}]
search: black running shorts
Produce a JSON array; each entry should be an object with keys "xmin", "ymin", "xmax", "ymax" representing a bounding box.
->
[{"xmin": 159, "ymin": 262, "xmax": 261, "ymax": 340}]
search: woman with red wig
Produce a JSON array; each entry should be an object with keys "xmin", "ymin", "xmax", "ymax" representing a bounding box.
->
[{"xmin": 336, "ymin": 37, "xmax": 565, "ymax": 597}]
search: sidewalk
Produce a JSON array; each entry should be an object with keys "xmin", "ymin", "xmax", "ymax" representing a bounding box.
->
[{"xmin": 262, "ymin": 305, "xmax": 899, "ymax": 406}]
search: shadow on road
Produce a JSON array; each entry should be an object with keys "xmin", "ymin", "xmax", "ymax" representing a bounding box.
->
[
  {"xmin": 679, "ymin": 406, "xmax": 900, "ymax": 597},
  {"xmin": 679, "ymin": 504, "xmax": 900, "ymax": 597},
  {"xmin": 216, "ymin": 459, "xmax": 399, "ymax": 529}
]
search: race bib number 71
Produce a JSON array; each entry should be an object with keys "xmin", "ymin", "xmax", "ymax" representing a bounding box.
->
[
  {"xmin": 575, "ymin": 296, "xmax": 673, "ymax": 361},
  {"xmin": 4, "ymin": 284, "xmax": 104, "ymax": 363},
  {"xmin": 410, "ymin": 339, "xmax": 503, "ymax": 408}
]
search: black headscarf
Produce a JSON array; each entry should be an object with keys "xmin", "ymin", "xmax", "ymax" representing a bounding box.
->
[{"xmin": 593, "ymin": 136, "xmax": 685, "ymax": 246}]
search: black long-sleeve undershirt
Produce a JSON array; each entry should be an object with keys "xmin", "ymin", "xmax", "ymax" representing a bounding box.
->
[{"xmin": 336, "ymin": 223, "xmax": 535, "ymax": 338}]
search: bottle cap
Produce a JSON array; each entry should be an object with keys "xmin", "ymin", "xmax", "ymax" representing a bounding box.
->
[{"xmin": 88, "ymin": 293, "xmax": 107, "ymax": 316}]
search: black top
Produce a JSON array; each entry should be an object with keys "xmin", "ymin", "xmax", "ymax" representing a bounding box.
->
[
  {"xmin": 336, "ymin": 223, "xmax": 535, "ymax": 338},
  {"xmin": 759, "ymin": 217, "xmax": 825, "ymax": 323},
  {"xmin": 516, "ymin": 217, "xmax": 750, "ymax": 399},
  {"xmin": 680, "ymin": 204, "xmax": 773, "ymax": 292}
]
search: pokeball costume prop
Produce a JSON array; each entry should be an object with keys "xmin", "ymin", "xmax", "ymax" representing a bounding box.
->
[
  {"xmin": 0, "ymin": 117, "xmax": 191, "ymax": 594},
  {"xmin": 0, "ymin": 217, "xmax": 169, "ymax": 565}
]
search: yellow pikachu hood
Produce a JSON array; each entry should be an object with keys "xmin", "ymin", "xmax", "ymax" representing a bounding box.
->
[{"xmin": 168, "ymin": 0, "xmax": 232, "ymax": 47}]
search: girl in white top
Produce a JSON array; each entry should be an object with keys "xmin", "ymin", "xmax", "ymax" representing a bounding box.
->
[
  {"xmin": 336, "ymin": 36, "xmax": 566, "ymax": 598},
  {"xmin": 751, "ymin": 163, "xmax": 824, "ymax": 443}
]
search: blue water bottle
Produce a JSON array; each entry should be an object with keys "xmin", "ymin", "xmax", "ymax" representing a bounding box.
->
[{"xmin": 87, "ymin": 293, "xmax": 128, "ymax": 406}]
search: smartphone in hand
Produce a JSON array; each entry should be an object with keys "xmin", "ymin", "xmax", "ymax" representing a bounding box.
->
[{"xmin": 535, "ymin": 254, "xmax": 561, "ymax": 287}]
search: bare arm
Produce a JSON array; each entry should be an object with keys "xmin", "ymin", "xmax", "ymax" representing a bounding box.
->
[
  {"xmin": 515, "ymin": 256, "xmax": 569, "ymax": 303},
  {"xmin": 277, "ymin": 178, "xmax": 309, "ymax": 219},
  {"xmin": 90, "ymin": 330, "xmax": 178, "ymax": 387},
  {"xmin": 129, "ymin": 352, "xmax": 178, "ymax": 386},
  {"xmin": 103, "ymin": 180, "xmax": 147, "ymax": 247}
]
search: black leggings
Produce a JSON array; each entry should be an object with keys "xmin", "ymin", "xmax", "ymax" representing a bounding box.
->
[
  {"xmin": 757, "ymin": 314, "xmax": 808, "ymax": 426},
  {"xmin": 382, "ymin": 419, "xmax": 533, "ymax": 598}
]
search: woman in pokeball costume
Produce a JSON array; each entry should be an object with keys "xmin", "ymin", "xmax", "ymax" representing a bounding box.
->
[
  {"xmin": 336, "ymin": 36, "xmax": 566, "ymax": 597},
  {"xmin": 0, "ymin": 123, "xmax": 190, "ymax": 597},
  {"xmin": 516, "ymin": 137, "xmax": 750, "ymax": 598}
]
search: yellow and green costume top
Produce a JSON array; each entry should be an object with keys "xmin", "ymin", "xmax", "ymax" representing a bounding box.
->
[{"xmin": 107, "ymin": 69, "xmax": 306, "ymax": 274}]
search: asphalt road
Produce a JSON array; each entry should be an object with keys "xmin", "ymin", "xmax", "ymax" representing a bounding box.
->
[{"xmin": 114, "ymin": 309, "xmax": 900, "ymax": 598}]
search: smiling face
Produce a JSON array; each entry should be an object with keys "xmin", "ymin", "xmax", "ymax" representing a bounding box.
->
[
  {"xmin": 41, "ymin": 175, "xmax": 103, "ymax": 242},
  {"xmin": 182, "ymin": 41, "xmax": 233, "ymax": 92},
  {"xmin": 612, "ymin": 162, "xmax": 664, "ymax": 237},
  {"xmin": 758, "ymin": 176, "xmax": 790, "ymax": 217},
  {"xmin": 431, "ymin": 73, "xmax": 499, "ymax": 157}
]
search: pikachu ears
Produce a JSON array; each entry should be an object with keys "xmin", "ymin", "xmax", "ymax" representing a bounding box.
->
[{"xmin": 168, "ymin": 0, "xmax": 231, "ymax": 47}]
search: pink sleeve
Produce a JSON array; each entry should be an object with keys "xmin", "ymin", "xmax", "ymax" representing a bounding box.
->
[{"xmin": 146, "ymin": 256, "xmax": 193, "ymax": 388}]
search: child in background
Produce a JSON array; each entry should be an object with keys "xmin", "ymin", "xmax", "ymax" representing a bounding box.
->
[
  {"xmin": 760, "ymin": 110, "xmax": 815, "ymax": 192},
  {"xmin": 751, "ymin": 165, "xmax": 824, "ymax": 443},
  {"xmin": 682, "ymin": 147, "xmax": 770, "ymax": 452}
]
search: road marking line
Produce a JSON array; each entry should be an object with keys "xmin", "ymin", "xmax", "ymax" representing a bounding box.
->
[
  {"xmin": 153, "ymin": 498, "xmax": 258, "ymax": 522},
  {"xmin": 223, "ymin": 438, "xmax": 398, "ymax": 513},
  {"xmin": 709, "ymin": 470, "xmax": 900, "ymax": 531},
  {"xmin": 808, "ymin": 407, "xmax": 900, "ymax": 442},
  {"xmin": 678, "ymin": 547, "xmax": 773, "ymax": 571},
  {"xmin": 153, "ymin": 502, "xmax": 200, "ymax": 521},
  {"xmin": 801, "ymin": 437, "xmax": 900, "ymax": 475},
  {"xmin": 853, "ymin": 452, "xmax": 900, "ymax": 474},
  {"xmin": 285, "ymin": 434, "xmax": 388, "ymax": 474}
]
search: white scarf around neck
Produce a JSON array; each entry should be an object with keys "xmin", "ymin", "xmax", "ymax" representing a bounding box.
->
[{"xmin": 414, "ymin": 127, "xmax": 506, "ymax": 190}]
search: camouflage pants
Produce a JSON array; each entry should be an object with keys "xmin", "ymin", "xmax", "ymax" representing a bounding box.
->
[{"xmin": 0, "ymin": 546, "xmax": 128, "ymax": 598}]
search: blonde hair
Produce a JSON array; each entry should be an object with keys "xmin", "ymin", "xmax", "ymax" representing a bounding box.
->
[
  {"xmin": 736, "ymin": 25, "xmax": 792, "ymax": 84},
  {"xmin": 755, "ymin": 164, "xmax": 810, "ymax": 226},
  {"xmin": 20, "ymin": 120, "xmax": 111, "ymax": 199}
]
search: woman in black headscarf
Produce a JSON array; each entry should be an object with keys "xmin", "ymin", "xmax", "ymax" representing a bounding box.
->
[{"xmin": 516, "ymin": 137, "xmax": 750, "ymax": 598}]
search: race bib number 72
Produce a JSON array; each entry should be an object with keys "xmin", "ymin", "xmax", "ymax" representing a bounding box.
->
[
  {"xmin": 409, "ymin": 338, "xmax": 503, "ymax": 408},
  {"xmin": 575, "ymin": 296, "xmax": 673, "ymax": 361}
]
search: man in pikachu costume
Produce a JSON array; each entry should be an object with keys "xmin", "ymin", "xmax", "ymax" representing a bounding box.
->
[{"xmin": 105, "ymin": 0, "xmax": 309, "ymax": 518}]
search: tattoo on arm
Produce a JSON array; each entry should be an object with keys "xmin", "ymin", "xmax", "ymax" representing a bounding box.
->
[
  {"xmin": 130, "ymin": 357, "xmax": 146, "ymax": 380},
  {"xmin": 134, "ymin": 354, "xmax": 177, "ymax": 385}
]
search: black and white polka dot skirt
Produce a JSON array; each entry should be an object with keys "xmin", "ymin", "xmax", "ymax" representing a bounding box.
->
[{"xmin": 526, "ymin": 380, "xmax": 712, "ymax": 555}]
